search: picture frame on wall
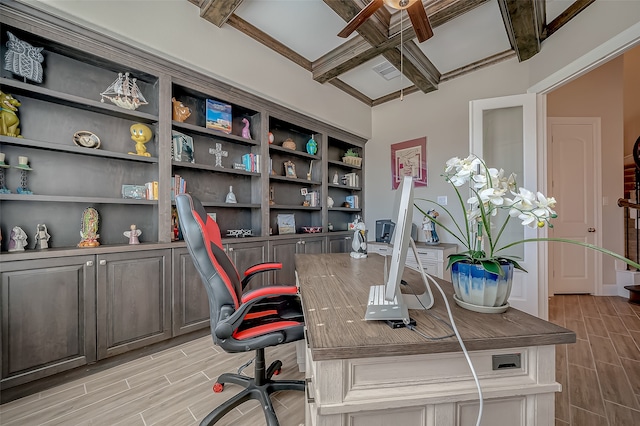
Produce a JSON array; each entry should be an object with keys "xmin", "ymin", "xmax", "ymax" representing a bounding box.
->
[
  {"xmin": 171, "ymin": 130, "xmax": 195, "ymax": 163},
  {"xmin": 390, "ymin": 136, "xmax": 427, "ymax": 190}
]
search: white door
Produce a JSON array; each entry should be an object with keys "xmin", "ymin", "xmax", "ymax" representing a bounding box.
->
[
  {"xmin": 470, "ymin": 93, "xmax": 539, "ymax": 316},
  {"xmin": 548, "ymin": 118, "xmax": 600, "ymax": 294}
]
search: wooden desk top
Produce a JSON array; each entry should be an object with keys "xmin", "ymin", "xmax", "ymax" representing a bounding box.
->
[{"xmin": 295, "ymin": 253, "xmax": 576, "ymax": 361}]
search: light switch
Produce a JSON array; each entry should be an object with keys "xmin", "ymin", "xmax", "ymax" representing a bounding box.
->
[{"xmin": 437, "ymin": 196, "xmax": 447, "ymax": 205}]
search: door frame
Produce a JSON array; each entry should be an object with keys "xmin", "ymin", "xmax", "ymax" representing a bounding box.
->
[
  {"xmin": 528, "ymin": 21, "xmax": 640, "ymax": 319},
  {"xmin": 547, "ymin": 117, "xmax": 603, "ymax": 296}
]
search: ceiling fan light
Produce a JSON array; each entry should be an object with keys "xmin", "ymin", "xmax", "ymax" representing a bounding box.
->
[{"xmin": 383, "ymin": 0, "xmax": 418, "ymax": 10}]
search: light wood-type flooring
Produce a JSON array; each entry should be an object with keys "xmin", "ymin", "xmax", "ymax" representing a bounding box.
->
[{"xmin": 1, "ymin": 295, "xmax": 638, "ymax": 426}]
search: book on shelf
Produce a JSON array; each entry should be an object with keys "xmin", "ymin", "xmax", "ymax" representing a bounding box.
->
[
  {"xmin": 171, "ymin": 175, "xmax": 187, "ymax": 200},
  {"xmin": 171, "ymin": 130, "xmax": 195, "ymax": 163},
  {"xmin": 241, "ymin": 153, "xmax": 261, "ymax": 172},
  {"xmin": 144, "ymin": 181, "xmax": 159, "ymax": 200},
  {"xmin": 345, "ymin": 172, "xmax": 359, "ymax": 187},
  {"xmin": 206, "ymin": 99, "xmax": 232, "ymax": 134},
  {"xmin": 345, "ymin": 195, "xmax": 359, "ymax": 208}
]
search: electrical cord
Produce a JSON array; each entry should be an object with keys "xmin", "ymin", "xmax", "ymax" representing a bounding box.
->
[
  {"xmin": 409, "ymin": 242, "xmax": 484, "ymax": 426},
  {"xmin": 404, "ymin": 281, "xmax": 455, "ymax": 340}
]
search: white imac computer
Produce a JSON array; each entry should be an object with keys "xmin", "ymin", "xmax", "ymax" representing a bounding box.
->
[{"xmin": 364, "ymin": 176, "xmax": 434, "ymax": 325}]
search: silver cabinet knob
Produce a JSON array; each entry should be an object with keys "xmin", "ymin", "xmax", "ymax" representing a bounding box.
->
[
  {"xmin": 99, "ymin": 259, "xmax": 107, "ymax": 266},
  {"xmin": 86, "ymin": 260, "xmax": 94, "ymax": 267},
  {"xmin": 228, "ymin": 247, "xmax": 234, "ymax": 252}
]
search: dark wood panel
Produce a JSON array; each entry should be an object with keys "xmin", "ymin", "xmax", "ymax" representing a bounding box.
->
[
  {"xmin": 0, "ymin": 256, "xmax": 96, "ymax": 388},
  {"xmin": 171, "ymin": 248, "xmax": 210, "ymax": 336},
  {"xmin": 228, "ymin": 240, "xmax": 267, "ymax": 290},
  {"xmin": 296, "ymin": 253, "xmax": 576, "ymax": 361},
  {"xmin": 269, "ymin": 239, "xmax": 298, "ymax": 284},
  {"xmin": 96, "ymin": 249, "xmax": 171, "ymax": 359}
]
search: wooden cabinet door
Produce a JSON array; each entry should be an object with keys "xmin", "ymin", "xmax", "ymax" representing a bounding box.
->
[
  {"xmin": 226, "ymin": 240, "xmax": 267, "ymax": 291},
  {"xmin": 171, "ymin": 247, "xmax": 210, "ymax": 337},
  {"xmin": 300, "ymin": 237, "xmax": 325, "ymax": 254},
  {"xmin": 269, "ymin": 239, "xmax": 299, "ymax": 284},
  {"xmin": 327, "ymin": 234, "xmax": 352, "ymax": 253},
  {"xmin": 1, "ymin": 256, "xmax": 96, "ymax": 389},
  {"xmin": 96, "ymin": 249, "xmax": 171, "ymax": 359}
]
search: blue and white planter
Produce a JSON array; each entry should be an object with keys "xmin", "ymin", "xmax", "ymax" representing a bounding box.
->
[{"xmin": 451, "ymin": 262, "xmax": 513, "ymax": 313}]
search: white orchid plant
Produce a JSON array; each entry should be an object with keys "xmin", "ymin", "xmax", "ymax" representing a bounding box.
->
[{"xmin": 415, "ymin": 154, "xmax": 640, "ymax": 276}]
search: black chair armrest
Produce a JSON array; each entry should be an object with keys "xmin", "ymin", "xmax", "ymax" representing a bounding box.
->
[
  {"xmin": 241, "ymin": 262, "xmax": 283, "ymax": 289},
  {"xmin": 215, "ymin": 286, "xmax": 299, "ymax": 339}
]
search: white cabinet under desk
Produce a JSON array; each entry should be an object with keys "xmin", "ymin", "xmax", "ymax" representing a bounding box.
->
[{"xmin": 367, "ymin": 242, "xmax": 457, "ymax": 281}]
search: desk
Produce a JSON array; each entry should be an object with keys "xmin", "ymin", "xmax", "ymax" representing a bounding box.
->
[{"xmin": 295, "ymin": 253, "xmax": 575, "ymax": 426}]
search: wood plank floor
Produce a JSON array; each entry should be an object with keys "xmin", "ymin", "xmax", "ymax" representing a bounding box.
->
[{"xmin": 1, "ymin": 295, "xmax": 638, "ymax": 426}]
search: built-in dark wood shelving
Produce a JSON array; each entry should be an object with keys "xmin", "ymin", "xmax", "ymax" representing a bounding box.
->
[
  {"xmin": 172, "ymin": 121, "xmax": 259, "ymax": 146},
  {"xmin": 171, "ymin": 161, "xmax": 260, "ymax": 176},
  {"xmin": 0, "ymin": 194, "xmax": 157, "ymax": 204}
]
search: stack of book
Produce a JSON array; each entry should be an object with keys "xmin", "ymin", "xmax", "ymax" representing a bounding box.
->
[
  {"xmin": 345, "ymin": 195, "xmax": 359, "ymax": 209},
  {"xmin": 344, "ymin": 172, "xmax": 359, "ymax": 187},
  {"xmin": 241, "ymin": 153, "xmax": 261, "ymax": 172},
  {"xmin": 171, "ymin": 174, "xmax": 187, "ymax": 200}
]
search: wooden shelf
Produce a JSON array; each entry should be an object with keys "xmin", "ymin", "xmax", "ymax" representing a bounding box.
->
[
  {"xmin": 0, "ymin": 77, "xmax": 159, "ymax": 123},
  {"xmin": 199, "ymin": 201, "xmax": 261, "ymax": 209},
  {"xmin": 172, "ymin": 161, "xmax": 260, "ymax": 176},
  {"xmin": 269, "ymin": 144, "xmax": 320, "ymax": 160},
  {"xmin": 270, "ymin": 204, "xmax": 322, "ymax": 211},
  {"xmin": 0, "ymin": 194, "xmax": 157, "ymax": 204},
  {"xmin": 172, "ymin": 121, "xmax": 259, "ymax": 146},
  {"xmin": 328, "ymin": 183, "xmax": 361, "ymax": 190},
  {"xmin": 329, "ymin": 207, "xmax": 362, "ymax": 212},
  {"xmin": 328, "ymin": 159, "xmax": 361, "ymax": 170},
  {"xmin": 269, "ymin": 175, "xmax": 322, "ymax": 185},
  {"xmin": 0, "ymin": 136, "xmax": 159, "ymax": 163}
]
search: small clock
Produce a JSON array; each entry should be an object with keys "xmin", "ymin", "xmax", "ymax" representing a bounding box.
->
[{"xmin": 73, "ymin": 131, "xmax": 101, "ymax": 149}]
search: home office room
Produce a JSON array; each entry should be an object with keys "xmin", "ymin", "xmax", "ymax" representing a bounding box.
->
[{"xmin": 0, "ymin": 1, "xmax": 639, "ymax": 425}]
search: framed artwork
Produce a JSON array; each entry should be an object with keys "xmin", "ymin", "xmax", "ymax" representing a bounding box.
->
[
  {"xmin": 284, "ymin": 160, "xmax": 297, "ymax": 178},
  {"xmin": 277, "ymin": 214, "xmax": 296, "ymax": 234},
  {"xmin": 390, "ymin": 136, "xmax": 427, "ymax": 189},
  {"xmin": 171, "ymin": 130, "xmax": 195, "ymax": 163}
]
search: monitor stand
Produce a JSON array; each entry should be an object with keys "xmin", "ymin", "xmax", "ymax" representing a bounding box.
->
[{"xmin": 364, "ymin": 239, "xmax": 434, "ymax": 324}]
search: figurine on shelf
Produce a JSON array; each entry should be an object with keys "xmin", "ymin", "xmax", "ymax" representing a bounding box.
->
[
  {"xmin": 124, "ymin": 224, "xmax": 142, "ymax": 244},
  {"xmin": 128, "ymin": 123, "xmax": 153, "ymax": 157},
  {"xmin": 171, "ymin": 97, "xmax": 191, "ymax": 122},
  {"xmin": 306, "ymin": 135, "xmax": 317, "ymax": 155},
  {"xmin": 78, "ymin": 207, "xmax": 100, "ymax": 247},
  {"xmin": 332, "ymin": 171, "xmax": 339, "ymax": 185},
  {"xmin": 269, "ymin": 186, "xmax": 275, "ymax": 205},
  {"xmin": 422, "ymin": 210, "xmax": 440, "ymax": 245},
  {"xmin": 34, "ymin": 223, "xmax": 50, "ymax": 249},
  {"xmin": 0, "ymin": 152, "xmax": 10, "ymax": 194},
  {"xmin": 0, "ymin": 91, "xmax": 22, "ymax": 138},
  {"xmin": 241, "ymin": 118, "xmax": 251, "ymax": 139},
  {"xmin": 14, "ymin": 156, "xmax": 33, "ymax": 194},
  {"xmin": 327, "ymin": 196, "xmax": 334, "ymax": 208},
  {"xmin": 350, "ymin": 221, "xmax": 368, "ymax": 259},
  {"xmin": 225, "ymin": 185, "xmax": 237, "ymax": 203},
  {"xmin": 4, "ymin": 32, "xmax": 44, "ymax": 83},
  {"xmin": 307, "ymin": 160, "xmax": 313, "ymax": 180},
  {"xmin": 8, "ymin": 226, "xmax": 27, "ymax": 252}
]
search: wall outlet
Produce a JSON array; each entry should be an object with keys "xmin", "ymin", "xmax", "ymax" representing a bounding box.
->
[{"xmin": 437, "ymin": 196, "xmax": 447, "ymax": 205}]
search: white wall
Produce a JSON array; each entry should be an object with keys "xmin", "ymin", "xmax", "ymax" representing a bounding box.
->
[{"xmin": 30, "ymin": 0, "xmax": 372, "ymax": 139}]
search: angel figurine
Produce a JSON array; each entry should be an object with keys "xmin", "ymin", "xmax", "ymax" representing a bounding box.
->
[
  {"xmin": 9, "ymin": 226, "xmax": 27, "ymax": 251},
  {"xmin": 34, "ymin": 223, "xmax": 50, "ymax": 249},
  {"xmin": 124, "ymin": 224, "xmax": 142, "ymax": 244}
]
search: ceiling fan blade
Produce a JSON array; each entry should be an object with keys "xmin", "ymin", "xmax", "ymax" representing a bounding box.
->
[
  {"xmin": 337, "ymin": 0, "xmax": 384, "ymax": 38},
  {"xmin": 407, "ymin": 1, "xmax": 433, "ymax": 43}
]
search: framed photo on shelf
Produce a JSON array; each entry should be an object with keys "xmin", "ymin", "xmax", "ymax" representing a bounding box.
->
[
  {"xmin": 390, "ymin": 136, "xmax": 427, "ymax": 190},
  {"xmin": 277, "ymin": 214, "xmax": 296, "ymax": 235},
  {"xmin": 171, "ymin": 130, "xmax": 195, "ymax": 163},
  {"xmin": 284, "ymin": 160, "xmax": 297, "ymax": 178}
]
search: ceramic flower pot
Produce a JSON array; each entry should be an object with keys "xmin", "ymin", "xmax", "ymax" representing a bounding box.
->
[{"xmin": 450, "ymin": 261, "xmax": 513, "ymax": 313}]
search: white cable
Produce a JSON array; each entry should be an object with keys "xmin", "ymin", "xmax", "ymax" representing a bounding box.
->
[{"xmin": 410, "ymin": 242, "xmax": 483, "ymax": 426}]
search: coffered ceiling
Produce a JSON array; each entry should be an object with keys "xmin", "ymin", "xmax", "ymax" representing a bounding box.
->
[{"xmin": 188, "ymin": 0, "xmax": 595, "ymax": 105}]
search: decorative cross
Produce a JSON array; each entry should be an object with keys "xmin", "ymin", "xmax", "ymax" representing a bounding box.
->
[{"xmin": 209, "ymin": 143, "xmax": 228, "ymax": 168}]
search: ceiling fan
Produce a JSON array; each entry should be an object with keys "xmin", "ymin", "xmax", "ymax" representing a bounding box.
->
[{"xmin": 337, "ymin": 0, "xmax": 434, "ymax": 43}]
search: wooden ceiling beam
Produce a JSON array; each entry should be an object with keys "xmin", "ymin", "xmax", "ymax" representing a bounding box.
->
[
  {"xmin": 382, "ymin": 42, "xmax": 440, "ymax": 93},
  {"xmin": 199, "ymin": 0, "xmax": 245, "ymax": 27},
  {"xmin": 497, "ymin": 0, "xmax": 544, "ymax": 62},
  {"xmin": 543, "ymin": 0, "xmax": 595, "ymax": 40}
]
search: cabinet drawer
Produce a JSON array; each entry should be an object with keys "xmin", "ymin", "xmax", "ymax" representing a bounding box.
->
[
  {"xmin": 406, "ymin": 261, "xmax": 443, "ymax": 279},
  {"xmin": 413, "ymin": 248, "xmax": 443, "ymax": 261}
]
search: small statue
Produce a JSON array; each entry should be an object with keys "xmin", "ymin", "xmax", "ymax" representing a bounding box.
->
[
  {"xmin": 423, "ymin": 210, "xmax": 440, "ymax": 244},
  {"xmin": 225, "ymin": 185, "xmax": 237, "ymax": 203},
  {"xmin": 0, "ymin": 91, "xmax": 22, "ymax": 138},
  {"xmin": 350, "ymin": 221, "xmax": 368, "ymax": 259},
  {"xmin": 306, "ymin": 135, "xmax": 317, "ymax": 155},
  {"xmin": 333, "ymin": 171, "xmax": 339, "ymax": 185},
  {"xmin": 9, "ymin": 226, "xmax": 27, "ymax": 251},
  {"xmin": 241, "ymin": 118, "xmax": 251, "ymax": 139},
  {"xmin": 124, "ymin": 224, "xmax": 142, "ymax": 244},
  {"xmin": 34, "ymin": 223, "xmax": 50, "ymax": 249},
  {"xmin": 327, "ymin": 196, "xmax": 334, "ymax": 208},
  {"xmin": 128, "ymin": 123, "xmax": 153, "ymax": 157},
  {"xmin": 78, "ymin": 207, "xmax": 100, "ymax": 247},
  {"xmin": 171, "ymin": 97, "xmax": 191, "ymax": 122}
]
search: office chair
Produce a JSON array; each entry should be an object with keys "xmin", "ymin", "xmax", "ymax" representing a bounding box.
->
[{"xmin": 175, "ymin": 193, "xmax": 305, "ymax": 426}]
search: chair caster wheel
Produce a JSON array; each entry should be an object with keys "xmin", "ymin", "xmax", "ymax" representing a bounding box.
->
[
  {"xmin": 213, "ymin": 382, "xmax": 224, "ymax": 393},
  {"xmin": 273, "ymin": 368, "xmax": 281, "ymax": 376}
]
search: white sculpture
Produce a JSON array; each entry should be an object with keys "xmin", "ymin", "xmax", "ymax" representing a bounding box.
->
[
  {"xmin": 9, "ymin": 226, "xmax": 27, "ymax": 251},
  {"xmin": 124, "ymin": 224, "xmax": 142, "ymax": 244},
  {"xmin": 350, "ymin": 221, "xmax": 368, "ymax": 259},
  {"xmin": 225, "ymin": 185, "xmax": 237, "ymax": 203},
  {"xmin": 34, "ymin": 223, "xmax": 50, "ymax": 249},
  {"xmin": 422, "ymin": 210, "xmax": 440, "ymax": 244}
]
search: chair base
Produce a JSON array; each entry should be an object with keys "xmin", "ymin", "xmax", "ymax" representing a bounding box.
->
[{"xmin": 200, "ymin": 352, "xmax": 305, "ymax": 426}]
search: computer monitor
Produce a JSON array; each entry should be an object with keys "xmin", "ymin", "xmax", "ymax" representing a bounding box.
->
[{"xmin": 365, "ymin": 176, "xmax": 434, "ymax": 324}]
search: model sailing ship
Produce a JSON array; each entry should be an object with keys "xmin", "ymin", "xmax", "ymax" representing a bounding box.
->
[{"xmin": 100, "ymin": 72, "xmax": 147, "ymax": 110}]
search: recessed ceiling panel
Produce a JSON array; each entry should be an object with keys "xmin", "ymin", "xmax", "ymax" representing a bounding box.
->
[
  {"xmin": 546, "ymin": 0, "xmax": 574, "ymax": 23},
  {"xmin": 339, "ymin": 55, "xmax": 414, "ymax": 100},
  {"xmin": 235, "ymin": 0, "xmax": 355, "ymax": 62},
  {"xmin": 416, "ymin": 0, "xmax": 511, "ymax": 74}
]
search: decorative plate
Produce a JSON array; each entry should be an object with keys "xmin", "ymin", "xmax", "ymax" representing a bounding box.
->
[{"xmin": 73, "ymin": 131, "xmax": 101, "ymax": 149}]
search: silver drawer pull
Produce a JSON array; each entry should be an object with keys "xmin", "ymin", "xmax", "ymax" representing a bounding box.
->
[{"xmin": 305, "ymin": 378, "xmax": 315, "ymax": 404}]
